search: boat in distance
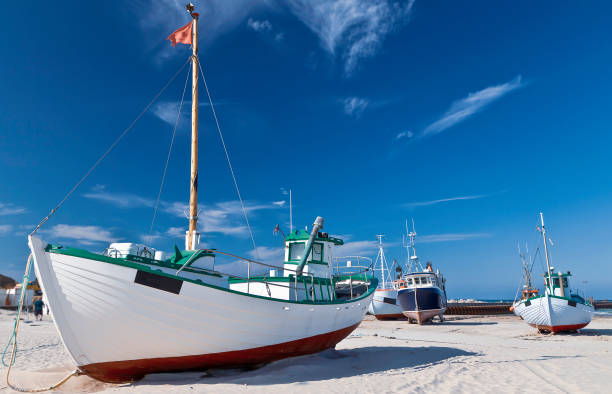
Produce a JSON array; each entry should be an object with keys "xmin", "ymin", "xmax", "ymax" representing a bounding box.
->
[
  {"xmin": 511, "ymin": 213, "xmax": 593, "ymax": 333},
  {"xmin": 396, "ymin": 221, "xmax": 447, "ymax": 324},
  {"xmin": 367, "ymin": 235, "xmax": 404, "ymax": 320}
]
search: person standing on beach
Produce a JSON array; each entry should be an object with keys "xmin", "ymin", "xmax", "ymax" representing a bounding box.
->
[{"xmin": 33, "ymin": 297, "xmax": 44, "ymax": 321}]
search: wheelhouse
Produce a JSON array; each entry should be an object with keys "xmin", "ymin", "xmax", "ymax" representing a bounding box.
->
[{"xmin": 402, "ymin": 272, "xmax": 440, "ymax": 288}]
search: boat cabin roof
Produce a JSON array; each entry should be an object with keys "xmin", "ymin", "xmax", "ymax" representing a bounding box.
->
[
  {"xmin": 285, "ymin": 229, "xmax": 343, "ymax": 245},
  {"xmin": 403, "ymin": 271, "xmax": 436, "ymax": 277},
  {"xmin": 542, "ymin": 270, "xmax": 571, "ymax": 277}
]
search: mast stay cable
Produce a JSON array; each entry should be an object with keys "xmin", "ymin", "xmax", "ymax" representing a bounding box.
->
[
  {"xmin": 196, "ymin": 59, "xmax": 259, "ymax": 257},
  {"xmin": 149, "ymin": 66, "xmax": 191, "ymax": 235},
  {"xmin": 29, "ymin": 57, "xmax": 191, "ymax": 236}
]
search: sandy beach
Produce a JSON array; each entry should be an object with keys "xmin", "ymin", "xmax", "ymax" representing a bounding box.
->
[{"xmin": 0, "ymin": 310, "xmax": 610, "ymax": 393}]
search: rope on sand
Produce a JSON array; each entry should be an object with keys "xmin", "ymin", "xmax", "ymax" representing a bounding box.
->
[{"xmin": 3, "ymin": 254, "xmax": 83, "ymax": 392}]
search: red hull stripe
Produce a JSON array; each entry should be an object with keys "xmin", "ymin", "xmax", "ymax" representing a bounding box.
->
[
  {"xmin": 528, "ymin": 322, "xmax": 589, "ymax": 333},
  {"xmin": 80, "ymin": 322, "xmax": 360, "ymax": 383},
  {"xmin": 374, "ymin": 313, "xmax": 404, "ymax": 320}
]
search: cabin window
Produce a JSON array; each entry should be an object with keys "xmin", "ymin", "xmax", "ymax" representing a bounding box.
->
[
  {"xmin": 562, "ymin": 278, "xmax": 568, "ymax": 287},
  {"xmin": 289, "ymin": 242, "xmax": 305, "ymax": 260},
  {"xmin": 414, "ymin": 278, "xmax": 421, "ymax": 284},
  {"xmin": 407, "ymin": 278, "xmax": 413, "ymax": 285},
  {"xmin": 553, "ymin": 278, "xmax": 560, "ymax": 288},
  {"xmin": 311, "ymin": 243, "xmax": 323, "ymax": 261}
]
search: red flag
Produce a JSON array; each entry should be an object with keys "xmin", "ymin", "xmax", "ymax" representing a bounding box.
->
[{"xmin": 167, "ymin": 21, "xmax": 193, "ymax": 47}]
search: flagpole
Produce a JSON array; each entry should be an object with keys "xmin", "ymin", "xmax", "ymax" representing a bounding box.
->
[{"xmin": 187, "ymin": 3, "xmax": 199, "ymax": 250}]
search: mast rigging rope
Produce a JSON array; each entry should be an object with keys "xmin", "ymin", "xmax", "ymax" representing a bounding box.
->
[
  {"xmin": 29, "ymin": 57, "xmax": 191, "ymax": 235},
  {"xmin": 196, "ymin": 58, "xmax": 259, "ymax": 257},
  {"xmin": 149, "ymin": 66, "xmax": 191, "ymax": 235}
]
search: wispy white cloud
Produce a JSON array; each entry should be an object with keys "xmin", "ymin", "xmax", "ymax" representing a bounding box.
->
[
  {"xmin": 140, "ymin": 234, "xmax": 162, "ymax": 244},
  {"xmin": 84, "ymin": 187, "xmax": 281, "ymax": 237},
  {"xmin": 418, "ymin": 233, "xmax": 492, "ymax": 243},
  {"xmin": 248, "ymin": 246, "xmax": 284, "ymax": 267},
  {"xmin": 0, "ymin": 202, "xmax": 26, "ymax": 216},
  {"xmin": 337, "ymin": 240, "xmax": 377, "ymax": 257},
  {"xmin": 152, "ymin": 101, "xmax": 226, "ymax": 126},
  {"xmin": 273, "ymin": 200, "xmax": 286, "ymax": 207},
  {"xmin": 247, "ymin": 18, "xmax": 272, "ymax": 32},
  {"xmin": 0, "ymin": 224, "xmax": 13, "ymax": 236},
  {"xmin": 46, "ymin": 224, "xmax": 120, "ymax": 245},
  {"xmin": 137, "ymin": 0, "xmax": 272, "ymax": 62},
  {"xmin": 343, "ymin": 97, "xmax": 369, "ymax": 117},
  {"xmin": 280, "ymin": 187, "xmax": 289, "ymax": 195},
  {"xmin": 247, "ymin": 18, "xmax": 285, "ymax": 42},
  {"xmin": 83, "ymin": 186, "xmax": 154, "ymax": 208},
  {"xmin": 337, "ymin": 238, "xmax": 398, "ymax": 257},
  {"xmin": 288, "ymin": 0, "xmax": 414, "ymax": 74},
  {"xmin": 166, "ymin": 226, "xmax": 186, "ymax": 238},
  {"xmin": 404, "ymin": 192, "xmax": 503, "ymax": 209},
  {"xmin": 197, "ymin": 200, "xmax": 280, "ymax": 236},
  {"xmin": 395, "ymin": 130, "xmax": 413, "ymax": 140},
  {"xmin": 423, "ymin": 76, "xmax": 523, "ymax": 136},
  {"xmin": 135, "ymin": 1, "xmax": 411, "ymax": 73}
]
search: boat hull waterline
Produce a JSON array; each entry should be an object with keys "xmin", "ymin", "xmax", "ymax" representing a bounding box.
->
[
  {"xmin": 367, "ymin": 289, "xmax": 404, "ymax": 320},
  {"xmin": 29, "ymin": 236, "xmax": 374, "ymax": 383},
  {"xmin": 512, "ymin": 295, "xmax": 593, "ymax": 333}
]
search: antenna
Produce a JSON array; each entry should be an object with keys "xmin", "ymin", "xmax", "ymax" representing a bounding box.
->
[
  {"xmin": 375, "ymin": 234, "xmax": 391, "ymax": 289},
  {"xmin": 289, "ymin": 188, "xmax": 293, "ymax": 233}
]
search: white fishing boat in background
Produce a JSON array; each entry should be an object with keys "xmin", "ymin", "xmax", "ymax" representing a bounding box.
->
[
  {"xmin": 367, "ymin": 235, "xmax": 404, "ymax": 320},
  {"xmin": 509, "ymin": 244, "xmax": 539, "ymax": 316},
  {"xmin": 397, "ymin": 221, "xmax": 447, "ymax": 324},
  {"xmin": 22, "ymin": 4, "xmax": 376, "ymax": 383},
  {"xmin": 511, "ymin": 213, "xmax": 593, "ymax": 333}
]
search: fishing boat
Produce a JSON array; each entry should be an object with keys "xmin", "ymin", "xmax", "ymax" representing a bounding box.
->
[
  {"xmin": 511, "ymin": 213, "xmax": 593, "ymax": 333},
  {"xmin": 396, "ymin": 221, "xmax": 447, "ymax": 324},
  {"xmin": 367, "ymin": 235, "xmax": 404, "ymax": 320},
  {"xmin": 24, "ymin": 5, "xmax": 376, "ymax": 383},
  {"xmin": 509, "ymin": 244, "xmax": 539, "ymax": 316}
]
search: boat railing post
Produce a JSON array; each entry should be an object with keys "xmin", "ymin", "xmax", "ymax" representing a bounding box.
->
[
  {"xmin": 310, "ymin": 274, "xmax": 314, "ymax": 301},
  {"xmin": 247, "ymin": 261, "xmax": 250, "ymax": 294},
  {"xmin": 350, "ymin": 276, "xmax": 353, "ymax": 299},
  {"xmin": 294, "ymin": 275, "xmax": 298, "ymax": 301}
]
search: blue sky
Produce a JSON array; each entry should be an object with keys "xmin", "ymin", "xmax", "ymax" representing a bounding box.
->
[{"xmin": 1, "ymin": 1, "xmax": 611, "ymax": 299}]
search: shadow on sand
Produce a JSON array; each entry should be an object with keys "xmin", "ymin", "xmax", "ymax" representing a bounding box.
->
[
  {"xmin": 438, "ymin": 321, "xmax": 498, "ymax": 326},
  {"xmin": 576, "ymin": 328, "xmax": 612, "ymax": 336},
  {"xmin": 134, "ymin": 346, "xmax": 478, "ymax": 387}
]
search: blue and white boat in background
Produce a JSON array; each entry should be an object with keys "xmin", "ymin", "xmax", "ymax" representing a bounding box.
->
[{"xmin": 397, "ymin": 221, "xmax": 447, "ymax": 324}]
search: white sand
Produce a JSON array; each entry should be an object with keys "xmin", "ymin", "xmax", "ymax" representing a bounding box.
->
[{"xmin": 0, "ymin": 309, "xmax": 610, "ymax": 393}]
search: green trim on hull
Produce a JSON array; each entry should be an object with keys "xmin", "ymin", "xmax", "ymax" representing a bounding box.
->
[
  {"xmin": 516, "ymin": 293, "xmax": 591, "ymax": 308},
  {"xmin": 44, "ymin": 243, "xmax": 377, "ymax": 305},
  {"xmin": 46, "ymin": 244, "xmax": 222, "ymax": 277},
  {"xmin": 228, "ymin": 275, "xmax": 333, "ymax": 285}
]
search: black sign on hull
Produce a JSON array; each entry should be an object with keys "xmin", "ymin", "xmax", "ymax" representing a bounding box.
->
[{"xmin": 134, "ymin": 270, "xmax": 183, "ymax": 294}]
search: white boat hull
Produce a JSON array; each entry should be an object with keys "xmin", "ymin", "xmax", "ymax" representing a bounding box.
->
[
  {"xmin": 29, "ymin": 236, "xmax": 373, "ymax": 382},
  {"xmin": 367, "ymin": 289, "xmax": 403, "ymax": 319},
  {"xmin": 512, "ymin": 295, "xmax": 593, "ymax": 333}
]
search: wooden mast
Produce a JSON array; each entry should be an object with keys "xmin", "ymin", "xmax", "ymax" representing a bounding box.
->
[{"xmin": 187, "ymin": 3, "xmax": 199, "ymax": 250}]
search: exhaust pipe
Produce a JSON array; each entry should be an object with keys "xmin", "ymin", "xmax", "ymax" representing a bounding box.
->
[{"xmin": 295, "ymin": 216, "xmax": 324, "ymax": 277}]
